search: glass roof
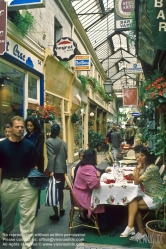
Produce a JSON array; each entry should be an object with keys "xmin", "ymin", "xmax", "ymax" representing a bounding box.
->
[{"xmin": 71, "ymin": 0, "xmax": 137, "ymax": 93}]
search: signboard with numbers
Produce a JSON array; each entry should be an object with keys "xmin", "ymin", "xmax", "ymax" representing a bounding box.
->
[{"xmin": 0, "ymin": 0, "xmax": 7, "ymax": 55}]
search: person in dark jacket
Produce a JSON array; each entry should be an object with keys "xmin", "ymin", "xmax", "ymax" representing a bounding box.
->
[
  {"xmin": 111, "ymin": 126, "xmax": 121, "ymax": 160},
  {"xmin": 24, "ymin": 116, "xmax": 44, "ymax": 214}
]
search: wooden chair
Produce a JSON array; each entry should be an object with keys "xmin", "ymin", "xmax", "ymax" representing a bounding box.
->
[
  {"xmin": 126, "ymin": 149, "xmax": 135, "ymax": 158},
  {"xmin": 64, "ymin": 174, "xmax": 101, "ymax": 236},
  {"xmin": 142, "ymin": 167, "xmax": 165, "ymax": 220},
  {"xmin": 70, "ymin": 165, "xmax": 76, "ymax": 184}
]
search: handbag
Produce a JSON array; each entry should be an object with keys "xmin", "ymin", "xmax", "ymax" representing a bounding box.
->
[
  {"xmin": 45, "ymin": 177, "xmax": 59, "ymax": 206},
  {"xmin": 27, "ymin": 168, "xmax": 49, "ymax": 190},
  {"xmin": 44, "ymin": 140, "xmax": 63, "ymax": 177}
]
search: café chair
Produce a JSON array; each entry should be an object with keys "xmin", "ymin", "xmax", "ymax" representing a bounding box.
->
[
  {"xmin": 142, "ymin": 167, "xmax": 165, "ymax": 220},
  {"xmin": 70, "ymin": 165, "xmax": 76, "ymax": 184},
  {"xmin": 64, "ymin": 174, "xmax": 101, "ymax": 236},
  {"xmin": 126, "ymin": 150, "xmax": 135, "ymax": 158}
]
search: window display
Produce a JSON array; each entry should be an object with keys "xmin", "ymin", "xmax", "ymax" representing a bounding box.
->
[{"xmin": 0, "ymin": 61, "xmax": 24, "ymax": 138}]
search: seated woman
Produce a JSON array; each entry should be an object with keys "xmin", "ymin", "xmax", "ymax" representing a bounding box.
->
[
  {"xmin": 73, "ymin": 148, "xmax": 105, "ymax": 218},
  {"xmin": 120, "ymin": 147, "xmax": 163, "ymax": 241}
]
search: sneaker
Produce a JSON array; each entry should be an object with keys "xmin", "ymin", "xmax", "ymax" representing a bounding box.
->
[
  {"xmin": 49, "ymin": 215, "xmax": 59, "ymax": 221},
  {"xmin": 130, "ymin": 232, "xmax": 148, "ymax": 242},
  {"xmin": 60, "ymin": 209, "xmax": 65, "ymax": 216},
  {"xmin": 120, "ymin": 226, "xmax": 135, "ymax": 237},
  {"xmin": 1, "ymin": 232, "xmax": 12, "ymax": 241}
]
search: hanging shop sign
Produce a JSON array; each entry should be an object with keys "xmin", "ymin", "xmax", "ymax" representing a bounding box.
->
[
  {"xmin": 114, "ymin": 0, "xmax": 135, "ymax": 31},
  {"xmin": 8, "ymin": 0, "xmax": 45, "ymax": 10},
  {"xmin": 137, "ymin": 0, "xmax": 155, "ymax": 65},
  {"xmin": 126, "ymin": 63, "xmax": 143, "ymax": 74},
  {"xmin": 123, "ymin": 88, "xmax": 138, "ymax": 106},
  {"xmin": 147, "ymin": 0, "xmax": 166, "ymax": 50},
  {"xmin": 53, "ymin": 37, "xmax": 77, "ymax": 61},
  {"xmin": 74, "ymin": 55, "xmax": 90, "ymax": 71},
  {"xmin": 0, "ymin": 0, "xmax": 7, "ymax": 55}
]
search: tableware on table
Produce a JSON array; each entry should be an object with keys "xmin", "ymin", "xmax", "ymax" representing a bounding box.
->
[{"xmin": 104, "ymin": 179, "xmax": 115, "ymax": 184}]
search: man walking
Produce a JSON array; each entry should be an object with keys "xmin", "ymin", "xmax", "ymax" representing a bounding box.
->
[
  {"xmin": 0, "ymin": 116, "xmax": 38, "ymax": 249},
  {"xmin": 125, "ymin": 123, "xmax": 135, "ymax": 146},
  {"xmin": 111, "ymin": 126, "xmax": 121, "ymax": 160}
]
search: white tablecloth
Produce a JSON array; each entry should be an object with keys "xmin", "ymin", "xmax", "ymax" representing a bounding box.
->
[{"xmin": 91, "ymin": 173, "xmax": 144, "ymax": 211}]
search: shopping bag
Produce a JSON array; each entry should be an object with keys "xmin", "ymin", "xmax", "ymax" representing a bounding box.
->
[
  {"xmin": 105, "ymin": 137, "xmax": 109, "ymax": 144},
  {"xmin": 45, "ymin": 177, "xmax": 59, "ymax": 206}
]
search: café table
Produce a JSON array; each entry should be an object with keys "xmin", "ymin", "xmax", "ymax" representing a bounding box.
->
[
  {"xmin": 123, "ymin": 156, "xmax": 136, "ymax": 160},
  {"xmin": 90, "ymin": 172, "xmax": 144, "ymax": 211}
]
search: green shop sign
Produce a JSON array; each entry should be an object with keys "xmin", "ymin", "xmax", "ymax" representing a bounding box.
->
[{"xmin": 147, "ymin": 0, "xmax": 166, "ymax": 50}]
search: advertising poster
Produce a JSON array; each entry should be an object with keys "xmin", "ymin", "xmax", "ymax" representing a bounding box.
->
[
  {"xmin": 114, "ymin": 0, "xmax": 135, "ymax": 31},
  {"xmin": 123, "ymin": 88, "xmax": 138, "ymax": 106}
]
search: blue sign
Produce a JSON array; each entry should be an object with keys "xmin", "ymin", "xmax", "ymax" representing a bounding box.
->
[
  {"xmin": 132, "ymin": 112, "xmax": 140, "ymax": 117},
  {"xmin": 8, "ymin": 0, "xmax": 45, "ymax": 10}
]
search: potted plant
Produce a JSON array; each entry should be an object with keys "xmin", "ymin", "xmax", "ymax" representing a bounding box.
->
[
  {"xmin": 145, "ymin": 183, "xmax": 166, "ymax": 248},
  {"xmin": 88, "ymin": 129, "xmax": 104, "ymax": 151}
]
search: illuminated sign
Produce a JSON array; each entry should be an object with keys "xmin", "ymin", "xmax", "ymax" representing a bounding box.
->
[{"xmin": 8, "ymin": 0, "xmax": 45, "ymax": 10}]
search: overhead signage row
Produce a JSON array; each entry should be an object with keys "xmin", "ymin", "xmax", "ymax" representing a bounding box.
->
[
  {"xmin": 126, "ymin": 63, "xmax": 143, "ymax": 74},
  {"xmin": 114, "ymin": 0, "xmax": 135, "ymax": 31},
  {"xmin": 74, "ymin": 55, "xmax": 90, "ymax": 71}
]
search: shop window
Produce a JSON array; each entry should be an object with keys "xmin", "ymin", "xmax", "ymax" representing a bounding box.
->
[
  {"xmin": 0, "ymin": 61, "xmax": 24, "ymax": 138},
  {"xmin": 28, "ymin": 75, "xmax": 37, "ymax": 99}
]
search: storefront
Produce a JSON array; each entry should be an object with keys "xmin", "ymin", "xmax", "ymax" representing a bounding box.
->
[{"xmin": 0, "ymin": 35, "xmax": 44, "ymax": 138}]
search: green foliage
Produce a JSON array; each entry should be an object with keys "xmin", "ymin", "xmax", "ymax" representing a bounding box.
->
[
  {"xmin": 91, "ymin": 77, "xmax": 100, "ymax": 92},
  {"xmin": 104, "ymin": 94, "xmax": 114, "ymax": 103},
  {"xmin": 59, "ymin": 61, "xmax": 70, "ymax": 69},
  {"xmin": 88, "ymin": 121, "xmax": 94, "ymax": 126},
  {"xmin": 71, "ymin": 113, "xmax": 80, "ymax": 123},
  {"xmin": 13, "ymin": 11, "xmax": 34, "ymax": 36},
  {"xmin": 128, "ymin": 11, "xmax": 136, "ymax": 47},
  {"xmin": 78, "ymin": 75, "xmax": 88, "ymax": 90},
  {"xmin": 150, "ymin": 116, "xmax": 166, "ymax": 156},
  {"xmin": 88, "ymin": 129, "xmax": 104, "ymax": 149},
  {"xmin": 153, "ymin": 183, "xmax": 166, "ymax": 231}
]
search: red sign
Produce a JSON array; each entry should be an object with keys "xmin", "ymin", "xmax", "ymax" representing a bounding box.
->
[
  {"xmin": 123, "ymin": 88, "xmax": 138, "ymax": 106},
  {"xmin": 0, "ymin": 0, "xmax": 7, "ymax": 55}
]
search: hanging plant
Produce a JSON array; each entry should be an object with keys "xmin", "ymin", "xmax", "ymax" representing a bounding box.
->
[
  {"xmin": 88, "ymin": 121, "xmax": 94, "ymax": 126},
  {"xmin": 13, "ymin": 11, "xmax": 34, "ymax": 36},
  {"xmin": 71, "ymin": 113, "xmax": 80, "ymax": 123},
  {"xmin": 139, "ymin": 70, "xmax": 166, "ymax": 108},
  {"xmin": 27, "ymin": 104, "xmax": 59, "ymax": 123},
  {"xmin": 104, "ymin": 94, "xmax": 114, "ymax": 102},
  {"xmin": 78, "ymin": 75, "xmax": 88, "ymax": 90}
]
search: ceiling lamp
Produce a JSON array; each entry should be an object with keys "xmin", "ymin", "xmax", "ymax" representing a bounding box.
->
[{"xmin": 104, "ymin": 78, "xmax": 113, "ymax": 94}]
